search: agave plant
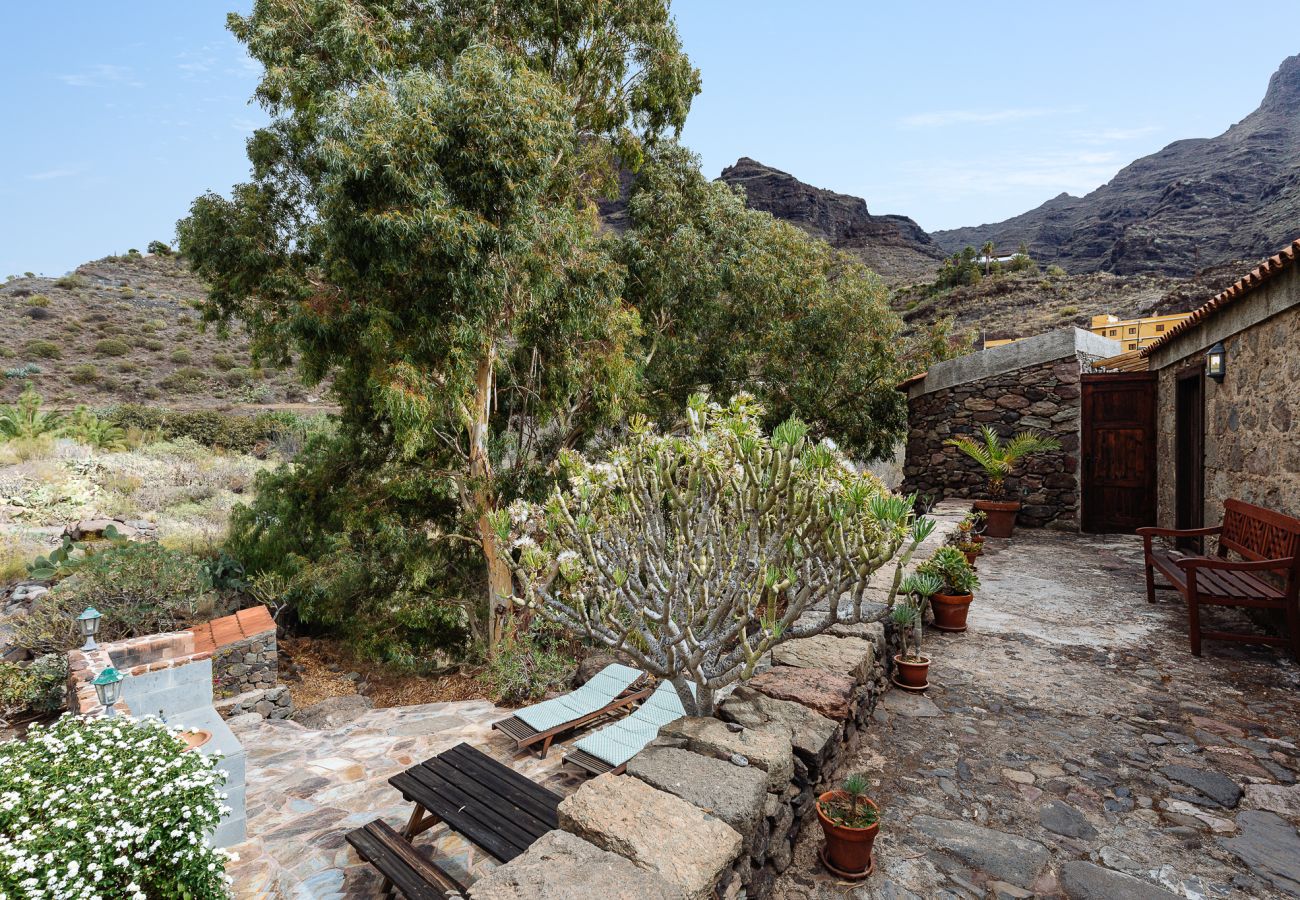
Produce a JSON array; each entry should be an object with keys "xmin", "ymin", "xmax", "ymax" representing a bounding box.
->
[
  {"xmin": 0, "ymin": 383, "xmax": 63, "ymax": 441},
  {"xmin": 895, "ymin": 571, "xmax": 942, "ymax": 660},
  {"xmin": 944, "ymin": 425, "xmax": 1061, "ymax": 498}
]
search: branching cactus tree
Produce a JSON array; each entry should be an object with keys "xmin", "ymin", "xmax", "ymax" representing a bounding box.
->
[{"xmin": 499, "ymin": 394, "xmax": 935, "ymax": 716}]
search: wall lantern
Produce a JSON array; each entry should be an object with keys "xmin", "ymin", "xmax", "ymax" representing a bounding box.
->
[
  {"xmin": 77, "ymin": 606, "xmax": 102, "ymax": 651},
  {"xmin": 1205, "ymin": 341, "xmax": 1227, "ymax": 382},
  {"xmin": 91, "ymin": 667, "xmax": 124, "ymax": 717}
]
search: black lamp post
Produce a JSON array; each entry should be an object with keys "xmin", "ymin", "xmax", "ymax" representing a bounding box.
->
[{"xmin": 1206, "ymin": 341, "xmax": 1227, "ymax": 382}]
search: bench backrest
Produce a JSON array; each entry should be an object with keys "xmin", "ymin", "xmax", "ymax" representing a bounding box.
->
[{"xmin": 1221, "ymin": 499, "xmax": 1300, "ymax": 570}]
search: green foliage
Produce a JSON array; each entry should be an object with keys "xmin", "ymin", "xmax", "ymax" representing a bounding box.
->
[
  {"xmin": 0, "ymin": 654, "xmax": 68, "ymax": 720},
  {"xmin": 1059, "ymin": 305, "xmax": 1080, "ymax": 317},
  {"xmin": 13, "ymin": 542, "xmax": 207, "ymax": 657},
  {"xmin": 3, "ymin": 364, "xmax": 41, "ymax": 379},
  {"xmin": 482, "ymin": 621, "xmax": 575, "ymax": 705},
  {"xmin": 212, "ymin": 352, "xmax": 237, "ymax": 370},
  {"xmin": 54, "ymin": 274, "xmax": 85, "ymax": 290},
  {"xmin": 26, "ymin": 526, "xmax": 128, "ymax": 582},
  {"xmin": 944, "ymin": 425, "xmax": 1062, "ymax": 497},
  {"xmin": 93, "ymin": 337, "xmax": 132, "ymax": 357},
  {"xmin": 0, "ymin": 384, "xmax": 62, "ymax": 441},
  {"xmin": 819, "ymin": 772, "xmax": 879, "ymax": 829},
  {"xmin": 64, "ymin": 406, "xmax": 127, "ymax": 450},
  {"xmin": 198, "ymin": 550, "xmax": 249, "ymax": 593},
  {"xmin": 159, "ymin": 366, "xmax": 206, "ymax": 393},
  {"xmin": 0, "ymin": 715, "xmax": 231, "ymax": 898},
  {"xmin": 147, "ymin": 239, "xmax": 173, "ymax": 255},
  {"xmin": 69, "ymin": 363, "xmax": 100, "ymax": 385},
  {"xmin": 225, "ymin": 429, "xmax": 473, "ymax": 667},
  {"xmin": 917, "ymin": 545, "xmax": 980, "ymax": 596},
  {"xmin": 169, "ymin": 348, "xmax": 193, "ymax": 364},
  {"xmin": 104, "ymin": 404, "xmax": 324, "ymax": 451},
  {"xmin": 622, "ymin": 146, "xmax": 953, "ymax": 462},
  {"xmin": 1046, "ymin": 264, "xmax": 1068, "ymax": 277},
  {"xmin": 26, "ymin": 294, "xmax": 50, "ymax": 307},
  {"xmin": 21, "ymin": 340, "xmax": 60, "ymax": 360},
  {"xmin": 935, "ymin": 246, "xmax": 983, "ymax": 290}
]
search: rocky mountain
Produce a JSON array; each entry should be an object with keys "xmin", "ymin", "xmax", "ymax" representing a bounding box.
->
[
  {"xmin": 717, "ymin": 158, "xmax": 946, "ymax": 282},
  {"xmin": 934, "ymin": 54, "xmax": 1300, "ymax": 275}
]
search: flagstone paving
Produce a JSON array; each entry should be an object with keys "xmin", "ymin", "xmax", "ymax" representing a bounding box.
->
[
  {"xmin": 772, "ymin": 531, "xmax": 1300, "ymax": 900},
  {"xmin": 224, "ymin": 700, "xmax": 586, "ymax": 898}
]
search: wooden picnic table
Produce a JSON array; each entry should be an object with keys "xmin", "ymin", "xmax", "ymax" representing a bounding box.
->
[{"xmin": 387, "ymin": 742, "xmax": 562, "ymax": 863}]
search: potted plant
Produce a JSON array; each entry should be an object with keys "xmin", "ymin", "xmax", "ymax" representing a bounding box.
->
[
  {"xmin": 816, "ymin": 772, "xmax": 880, "ymax": 878},
  {"xmin": 917, "ymin": 546, "xmax": 980, "ymax": 632},
  {"xmin": 944, "ymin": 425, "xmax": 1061, "ymax": 538},
  {"xmin": 891, "ymin": 573, "xmax": 940, "ymax": 689}
]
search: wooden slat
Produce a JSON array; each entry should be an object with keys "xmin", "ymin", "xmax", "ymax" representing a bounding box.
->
[
  {"xmin": 347, "ymin": 820, "xmax": 465, "ymax": 900},
  {"xmin": 424, "ymin": 757, "xmax": 553, "ymax": 838},
  {"xmin": 491, "ymin": 716, "xmax": 539, "ymax": 744},
  {"xmin": 400, "ymin": 764, "xmax": 535, "ymax": 861},
  {"xmin": 438, "ymin": 745, "xmax": 560, "ymax": 829},
  {"xmin": 563, "ymin": 749, "xmax": 616, "ymax": 777}
]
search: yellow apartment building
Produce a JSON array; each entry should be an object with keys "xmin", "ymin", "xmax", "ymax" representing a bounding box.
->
[
  {"xmin": 1088, "ymin": 312, "xmax": 1193, "ymax": 351},
  {"xmin": 981, "ymin": 312, "xmax": 1193, "ymax": 352}
]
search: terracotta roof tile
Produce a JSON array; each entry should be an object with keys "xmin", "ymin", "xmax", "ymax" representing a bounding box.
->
[{"xmin": 1139, "ymin": 237, "xmax": 1300, "ymax": 357}]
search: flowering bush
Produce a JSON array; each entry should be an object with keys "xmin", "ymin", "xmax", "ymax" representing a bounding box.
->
[
  {"xmin": 0, "ymin": 715, "xmax": 232, "ymax": 899},
  {"xmin": 499, "ymin": 394, "xmax": 934, "ymax": 716}
]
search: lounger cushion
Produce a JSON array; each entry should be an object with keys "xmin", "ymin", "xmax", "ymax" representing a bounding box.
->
[
  {"xmin": 571, "ymin": 681, "xmax": 693, "ymax": 767},
  {"xmin": 513, "ymin": 663, "xmax": 642, "ymax": 731}
]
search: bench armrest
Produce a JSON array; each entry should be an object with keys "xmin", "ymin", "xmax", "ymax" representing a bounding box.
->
[
  {"xmin": 1136, "ymin": 525, "xmax": 1222, "ymax": 538},
  {"xmin": 1177, "ymin": 555, "xmax": 1294, "ymax": 572}
]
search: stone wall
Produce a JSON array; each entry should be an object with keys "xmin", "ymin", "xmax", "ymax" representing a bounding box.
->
[
  {"xmin": 902, "ymin": 356, "xmax": 1082, "ymax": 528},
  {"xmin": 190, "ymin": 605, "xmax": 289, "ymax": 720},
  {"xmin": 211, "ymin": 632, "xmax": 278, "ymax": 699},
  {"xmin": 1151, "ymin": 263, "xmax": 1300, "ymax": 525},
  {"xmin": 469, "ymin": 508, "xmax": 964, "ymax": 900}
]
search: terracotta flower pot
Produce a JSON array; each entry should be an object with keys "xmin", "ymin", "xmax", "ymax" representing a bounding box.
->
[
  {"xmin": 816, "ymin": 790, "xmax": 879, "ymax": 877},
  {"xmin": 963, "ymin": 549, "xmax": 979, "ymax": 568},
  {"xmin": 974, "ymin": 499, "xmax": 1020, "ymax": 538},
  {"xmin": 932, "ymin": 593, "xmax": 974, "ymax": 631},
  {"xmin": 179, "ymin": 729, "xmax": 213, "ymax": 752},
  {"xmin": 894, "ymin": 654, "xmax": 930, "ymax": 688}
]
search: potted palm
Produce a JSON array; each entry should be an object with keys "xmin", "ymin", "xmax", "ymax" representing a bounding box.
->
[
  {"xmin": 816, "ymin": 772, "xmax": 880, "ymax": 878},
  {"xmin": 917, "ymin": 546, "xmax": 980, "ymax": 632},
  {"xmin": 892, "ymin": 573, "xmax": 940, "ymax": 690},
  {"xmin": 944, "ymin": 425, "xmax": 1061, "ymax": 538}
]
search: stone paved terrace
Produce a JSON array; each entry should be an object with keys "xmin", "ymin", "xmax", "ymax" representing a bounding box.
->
[
  {"xmin": 224, "ymin": 701, "xmax": 587, "ymax": 898},
  {"xmin": 774, "ymin": 531, "xmax": 1300, "ymax": 900}
]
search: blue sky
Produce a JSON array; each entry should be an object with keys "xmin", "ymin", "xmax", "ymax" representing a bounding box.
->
[{"xmin": 2, "ymin": 2, "xmax": 1295, "ymax": 277}]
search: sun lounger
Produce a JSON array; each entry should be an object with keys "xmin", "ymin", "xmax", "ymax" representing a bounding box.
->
[
  {"xmin": 491, "ymin": 663, "xmax": 650, "ymax": 758},
  {"xmin": 563, "ymin": 680, "xmax": 692, "ymax": 776}
]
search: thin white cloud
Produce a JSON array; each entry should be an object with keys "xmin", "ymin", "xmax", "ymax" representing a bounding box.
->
[
  {"xmin": 900, "ymin": 108, "xmax": 1057, "ymax": 128},
  {"xmin": 899, "ymin": 149, "xmax": 1122, "ymax": 200},
  {"xmin": 1072, "ymin": 125, "xmax": 1160, "ymax": 145},
  {"xmin": 59, "ymin": 64, "xmax": 143, "ymax": 89},
  {"xmin": 27, "ymin": 167, "xmax": 82, "ymax": 181}
]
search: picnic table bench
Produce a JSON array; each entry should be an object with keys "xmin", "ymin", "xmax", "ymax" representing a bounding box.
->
[
  {"xmin": 347, "ymin": 742, "xmax": 562, "ymax": 898},
  {"xmin": 1139, "ymin": 498, "xmax": 1300, "ymax": 660}
]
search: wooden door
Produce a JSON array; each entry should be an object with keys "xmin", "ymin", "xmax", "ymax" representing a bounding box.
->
[
  {"xmin": 1175, "ymin": 369, "xmax": 1205, "ymax": 548},
  {"xmin": 1081, "ymin": 372, "xmax": 1157, "ymax": 533}
]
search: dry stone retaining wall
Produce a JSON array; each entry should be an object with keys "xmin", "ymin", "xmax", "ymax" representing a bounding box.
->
[{"xmin": 470, "ymin": 508, "xmax": 964, "ymax": 900}]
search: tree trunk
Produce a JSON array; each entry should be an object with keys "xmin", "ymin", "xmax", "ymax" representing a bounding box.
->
[
  {"xmin": 468, "ymin": 348, "xmax": 512, "ymax": 653},
  {"xmin": 671, "ymin": 674, "xmax": 714, "ymax": 718}
]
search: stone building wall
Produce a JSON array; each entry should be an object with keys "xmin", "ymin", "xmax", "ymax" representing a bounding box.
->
[
  {"xmin": 1150, "ymin": 257, "xmax": 1300, "ymax": 526},
  {"xmin": 902, "ymin": 356, "xmax": 1082, "ymax": 528}
]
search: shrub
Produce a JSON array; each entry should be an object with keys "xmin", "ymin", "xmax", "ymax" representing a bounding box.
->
[
  {"xmin": 21, "ymin": 340, "xmax": 60, "ymax": 360},
  {"xmin": 11, "ymin": 542, "xmax": 205, "ymax": 657},
  {"xmin": 64, "ymin": 406, "xmax": 127, "ymax": 450},
  {"xmin": 141, "ymin": 338, "xmax": 165, "ymax": 352},
  {"xmin": 0, "ymin": 654, "xmax": 68, "ymax": 720},
  {"xmin": 21, "ymin": 306, "xmax": 51, "ymax": 320},
  {"xmin": 212, "ymin": 352, "xmax": 236, "ymax": 371},
  {"xmin": 69, "ymin": 363, "xmax": 100, "ymax": 385},
  {"xmin": 1046, "ymin": 264, "xmax": 1067, "ymax": 277},
  {"xmin": 25, "ymin": 294, "xmax": 50, "ymax": 307},
  {"xmin": 159, "ymin": 366, "xmax": 206, "ymax": 393},
  {"xmin": 502, "ymin": 394, "xmax": 932, "ymax": 715},
  {"xmin": 116, "ymin": 359, "xmax": 140, "ymax": 373},
  {"xmin": 104, "ymin": 405, "xmax": 307, "ymax": 451},
  {"xmin": 0, "ymin": 384, "xmax": 63, "ymax": 440},
  {"xmin": 1059, "ymin": 305, "xmax": 1079, "ymax": 317},
  {"xmin": 3, "ymin": 364, "xmax": 41, "ymax": 379},
  {"xmin": 0, "ymin": 715, "xmax": 231, "ymax": 898},
  {"xmin": 0, "ymin": 348, "xmax": 11, "ymax": 358},
  {"xmin": 53, "ymin": 274, "xmax": 86, "ymax": 289},
  {"xmin": 93, "ymin": 337, "xmax": 131, "ymax": 357},
  {"xmin": 147, "ymin": 239, "xmax": 173, "ymax": 255},
  {"xmin": 482, "ymin": 621, "xmax": 575, "ymax": 704},
  {"xmin": 224, "ymin": 368, "xmax": 250, "ymax": 387},
  {"xmin": 169, "ymin": 348, "xmax": 193, "ymax": 364}
]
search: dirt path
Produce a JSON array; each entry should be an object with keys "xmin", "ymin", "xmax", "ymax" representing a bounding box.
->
[{"xmin": 773, "ymin": 530, "xmax": 1300, "ymax": 899}]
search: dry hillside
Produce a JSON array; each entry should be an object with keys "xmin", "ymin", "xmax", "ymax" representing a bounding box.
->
[{"xmin": 1, "ymin": 253, "xmax": 329, "ymax": 409}]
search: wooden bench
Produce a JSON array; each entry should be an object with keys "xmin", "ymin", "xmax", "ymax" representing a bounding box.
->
[
  {"xmin": 346, "ymin": 819, "xmax": 467, "ymax": 899},
  {"xmin": 1139, "ymin": 498, "xmax": 1300, "ymax": 660}
]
